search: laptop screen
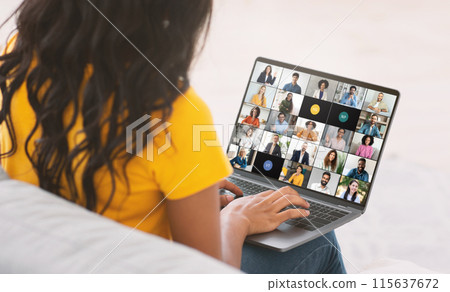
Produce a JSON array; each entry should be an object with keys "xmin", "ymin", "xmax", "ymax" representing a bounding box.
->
[{"xmin": 226, "ymin": 57, "xmax": 399, "ymax": 207}]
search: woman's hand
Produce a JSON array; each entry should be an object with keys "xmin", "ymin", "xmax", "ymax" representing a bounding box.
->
[
  {"xmin": 218, "ymin": 179, "xmax": 243, "ymax": 207},
  {"xmin": 219, "ymin": 185, "xmax": 310, "ymax": 267},
  {"xmin": 221, "ymin": 186, "xmax": 310, "ymax": 236}
]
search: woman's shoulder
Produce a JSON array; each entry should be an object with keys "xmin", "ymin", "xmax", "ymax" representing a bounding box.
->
[
  {"xmin": 169, "ymin": 87, "xmax": 213, "ymax": 121},
  {"xmin": 156, "ymin": 87, "xmax": 219, "ymax": 147},
  {"xmin": 149, "ymin": 87, "xmax": 233, "ymax": 199}
]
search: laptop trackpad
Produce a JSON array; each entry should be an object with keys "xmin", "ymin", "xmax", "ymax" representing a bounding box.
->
[{"xmin": 245, "ymin": 223, "xmax": 322, "ymax": 252}]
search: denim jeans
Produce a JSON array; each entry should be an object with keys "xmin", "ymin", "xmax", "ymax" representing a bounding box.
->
[{"xmin": 241, "ymin": 231, "xmax": 346, "ymax": 274}]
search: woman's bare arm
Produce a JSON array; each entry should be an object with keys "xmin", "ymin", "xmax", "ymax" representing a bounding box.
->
[
  {"xmin": 167, "ymin": 184, "xmax": 310, "ymax": 268},
  {"xmin": 167, "ymin": 183, "xmax": 222, "ymax": 261}
]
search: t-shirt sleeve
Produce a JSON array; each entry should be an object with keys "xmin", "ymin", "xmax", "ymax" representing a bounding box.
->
[{"xmin": 149, "ymin": 87, "xmax": 233, "ymax": 200}]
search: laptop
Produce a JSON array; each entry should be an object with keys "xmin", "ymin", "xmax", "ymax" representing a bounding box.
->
[{"xmin": 225, "ymin": 57, "xmax": 400, "ymax": 252}]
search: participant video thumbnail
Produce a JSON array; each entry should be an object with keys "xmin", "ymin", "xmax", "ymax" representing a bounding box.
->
[
  {"xmin": 355, "ymin": 110, "xmax": 390, "ymax": 139},
  {"xmin": 292, "ymin": 117, "xmax": 326, "ymax": 142},
  {"xmin": 244, "ymin": 82, "xmax": 277, "ymax": 108},
  {"xmin": 237, "ymin": 103, "xmax": 271, "ymax": 129},
  {"xmin": 278, "ymin": 69, "xmax": 311, "ymax": 95},
  {"xmin": 313, "ymin": 146, "xmax": 348, "ymax": 174},
  {"xmin": 304, "ymin": 75, "xmax": 339, "ymax": 102},
  {"xmin": 298, "ymin": 96, "xmax": 332, "ymax": 123},
  {"xmin": 349, "ymin": 132, "xmax": 383, "ymax": 160},
  {"xmin": 320, "ymin": 125, "xmax": 354, "ymax": 152},
  {"xmin": 342, "ymin": 154, "xmax": 376, "ymax": 183},
  {"xmin": 286, "ymin": 137, "xmax": 319, "ymax": 166},
  {"xmin": 229, "ymin": 124, "xmax": 264, "ymax": 150},
  {"xmin": 250, "ymin": 61, "xmax": 283, "ymax": 88},
  {"xmin": 307, "ymin": 167, "xmax": 340, "ymax": 196},
  {"xmin": 335, "ymin": 176, "xmax": 371, "ymax": 204},
  {"xmin": 251, "ymin": 151, "xmax": 285, "ymax": 179},
  {"xmin": 258, "ymin": 132, "xmax": 289, "ymax": 159},
  {"xmin": 227, "ymin": 144, "xmax": 257, "ymax": 172},
  {"xmin": 271, "ymin": 90, "xmax": 303, "ymax": 116},
  {"xmin": 327, "ymin": 103, "xmax": 361, "ymax": 131},
  {"xmin": 264, "ymin": 110, "xmax": 297, "ymax": 136},
  {"xmin": 362, "ymin": 89, "xmax": 397, "ymax": 118},
  {"xmin": 279, "ymin": 160, "xmax": 312, "ymax": 188},
  {"xmin": 332, "ymin": 83, "xmax": 368, "ymax": 110}
]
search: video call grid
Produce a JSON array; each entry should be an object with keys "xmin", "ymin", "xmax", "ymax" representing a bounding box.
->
[{"xmin": 228, "ymin": 61, "xmax": 397, "ymax": 205}]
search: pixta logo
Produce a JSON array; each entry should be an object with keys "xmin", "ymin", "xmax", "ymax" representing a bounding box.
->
[{"xmin": 126, "ymin": 114, "xmax": 171, "ymax": 161}]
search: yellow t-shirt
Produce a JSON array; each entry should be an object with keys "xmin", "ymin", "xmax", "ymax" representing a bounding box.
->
[
  {"xmin": 0, "ymin": 38, "xmax": 233, "ymax": 240},
  {"xmin": 250, "ymin": 94, "xmax": 266, "ymax": 107},
  {"xmin": 288, "ymin": 173, "xmax": 304, "ymax": 187}
]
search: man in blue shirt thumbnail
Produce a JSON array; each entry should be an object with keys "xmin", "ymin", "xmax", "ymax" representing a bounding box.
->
[
  {"xmin": 339, "ymin": 85, "xmax": 358, "ymax": 107},
  {"xmin": 282, "ymin": 72, "xmax": 302, "ymax": 94},
  {"xmin": 346, "ymin": 158, "xmax": 369, "ymax": 182}
]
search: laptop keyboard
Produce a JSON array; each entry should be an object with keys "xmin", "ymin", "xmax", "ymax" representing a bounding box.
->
[
  {"xmin": 284, "ymin": 201, "xmax": 348, "ymax": 231},
  {"xmin": 227, "ymin": 176, "xmax": 271, "ymax": 196},
  {"xmin": 226, "ymin": 176, "xmax": 349, "ymax": 231}
]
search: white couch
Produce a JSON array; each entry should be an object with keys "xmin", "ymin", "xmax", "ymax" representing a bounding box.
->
[
  {"xmin": 0, "ymin": 166, "xmax": 436, "ymax": 274},
  {"xmin": 0, "ymin": 167, "xmax": 239, "ymax": 273}
]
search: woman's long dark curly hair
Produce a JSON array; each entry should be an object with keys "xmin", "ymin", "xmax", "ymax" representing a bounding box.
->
[{"xmin": 0, "ymin": 0, "xmax": 212, "ymax": 213}]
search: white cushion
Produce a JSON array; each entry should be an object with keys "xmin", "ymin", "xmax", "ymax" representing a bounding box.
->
[
  {"xmin": 0, "ymin": 166, "xmax": 8, "ymax": 181},
  {"xmin": 0, "ymin": 178, "xmax": 240, "ymax": 273}
]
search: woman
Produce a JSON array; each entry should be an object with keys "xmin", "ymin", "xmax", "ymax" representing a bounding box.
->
[
  {"xmin": 288, "ymin": 165, "xmax": 304, "ymax": 187},
  {"xmin": 278, "ymin": 92, "xmax": 293, "ymax": 115},
  {"xmin": 324, "ymin": 128, "xmax": 346, "ymax": 151},
  {"xmin": 229, "ymin": 149, "xmax": 247, "ymax": 169},
  {"xmin": 339, "ymin": 180, "xmax": 361, "ymax": 203},
  {"xmin": 0, "ymin": 0, "xmax": 345, "ymax": 273},
  {"xmin": 239, "ymin": 128, "xmax": 254, "ymax": 149},
  {"xmin": 296, "ymin": 121, "xmax": 318, "ymax": 141},
  {"xmin": 250, "ymin": 85, "xmax": 267, "ymax": 107},
  {"xmin": 256, "ymin": 65, "xmax": 277, "ymax": 85},
  {"xmin": 355, "ymin": 135, "xmax": 374, "ymax": 159},
  {"xmin": 313, "ymin": 79, "xmax": 329, "ymax": 101},
  {"xmin": 241, "ymin": 106, "xmax": 260, "ymax": 127},
  {"xmin": 320, "ymin": 149, "xmax": 338, "ymax": 172}
]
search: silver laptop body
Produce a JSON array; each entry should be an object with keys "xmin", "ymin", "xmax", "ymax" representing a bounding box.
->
[{"xmin": 225, "ymin": 57, "xmax": 400, "ymax": 251}]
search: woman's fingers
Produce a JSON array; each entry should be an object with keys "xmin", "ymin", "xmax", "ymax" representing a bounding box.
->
[
  {"xmin": 218, "ymin": 180, "xmax": 243, "ymax": 197},
  {"xmin": 272, "ymin": 191, "xmax": 310, "ymax": 210},
  {"xmin": 256, "ymin": 189, "xmax": 278, "ymax": 198},
  {"xmin": 276, "ymin": 207, "xmax": 310, "ymax": 224},
  {"xmin": 219, "ymin": 194, "xmax": 234, "ymax": 207},
  {"xmin": 261, "ymin": 186, "xmax": 308, "ymax": 206}
]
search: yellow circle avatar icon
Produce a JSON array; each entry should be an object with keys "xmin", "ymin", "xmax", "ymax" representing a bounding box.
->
[{"xmin": 310, "ymin": 104, "xmax": 320, "ymax": 115}]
